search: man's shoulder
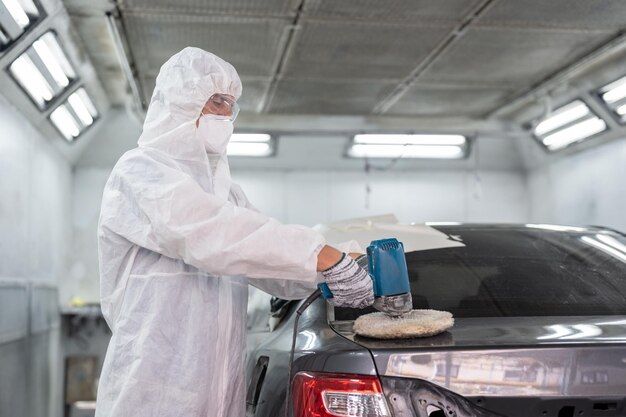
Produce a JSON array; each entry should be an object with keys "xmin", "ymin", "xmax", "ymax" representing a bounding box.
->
[{"xmin": 111, "ymin": 147, "xmax": 175, "ymax": 178}]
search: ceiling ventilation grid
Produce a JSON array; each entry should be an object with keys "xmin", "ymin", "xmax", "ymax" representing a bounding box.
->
[
  {"xmin": 347, "ymin": 134, "xmax": 468, "ymax": 159},
  {"xmin": 532, "ymin": 100, "xmax": 607, "ymax": 152},
  {"xmin": 598, "ymin": 75, "xmax": 626, "ymax": 124},
  {"xmin": 0, "ymin": 0, "xmax": 43, "ymax": 53},
  {"xmin": 8, "ymin": 31, "xmax": 76, "ymax": 109},
  {"xmin": 49, "ymin": 87, "xmax": 98, "ymax": 142}
]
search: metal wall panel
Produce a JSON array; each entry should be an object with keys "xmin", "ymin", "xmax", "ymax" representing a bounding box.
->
[
  {"xmin": 27, "ymin": 330, "xmax": 60, "ymax": 417},
  {"xmin": 0, "ymin": 339, "xmax": 28, "ymax": 416},
  {"xmin": 30, "ymin": 285, "xmax": 60, "ymax": 335},
  {"xmin": 0, "ymin": 281, "xmax": 28, "ymax": 344}
]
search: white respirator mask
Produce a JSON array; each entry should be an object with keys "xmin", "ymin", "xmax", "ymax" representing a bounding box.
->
[{"xmin": 197, "ymin": 115, "xmax": 234, "ymax": 155}]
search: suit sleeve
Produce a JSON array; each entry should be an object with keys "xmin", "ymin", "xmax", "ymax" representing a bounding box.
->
[{"xmin": 99, "ymin": 154, "xmax": 325, "ymax": 282}]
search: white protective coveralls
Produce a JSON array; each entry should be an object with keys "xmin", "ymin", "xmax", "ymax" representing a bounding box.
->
[{"xmin": 95, "ymin": 47, "xmax": 328, "ymax": 417}]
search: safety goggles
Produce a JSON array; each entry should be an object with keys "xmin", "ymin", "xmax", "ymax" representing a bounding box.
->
[{"xmin": 202, "ymin": 93, "xmax": 240, "ymax": 121}]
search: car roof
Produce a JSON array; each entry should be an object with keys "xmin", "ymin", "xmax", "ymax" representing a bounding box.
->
[{"xmin": 316, "ymin": 217, "xmax": 623, "ymax": 252}]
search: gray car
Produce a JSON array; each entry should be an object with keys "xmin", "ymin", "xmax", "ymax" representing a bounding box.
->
[{"xmin": 246, "ymin": 224, "xmax": 626, "ymax": 417}]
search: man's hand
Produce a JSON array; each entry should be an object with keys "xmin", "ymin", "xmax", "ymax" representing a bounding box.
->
[{"xmin": 321, "ymin": 254, "xmax": 374, "ymax": 309}]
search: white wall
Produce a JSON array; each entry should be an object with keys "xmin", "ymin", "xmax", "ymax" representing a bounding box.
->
[
  {"xmin": 527, "ymin": 137, "xmax": 626, "ymax": 232},
  {"xmin": 0, "ymin": 93, "xmax": 71, "ymax": 417},
  {"xmin": 69, "ymin": 164, "xmax": 528, "ymax": 302},
  {"xmin": 67, "ymin": 168, "xmax": 111, "ymax": 304},
  {"xmin": 235, "ymin": 169, "xmax": 528, "ymax": 226}
]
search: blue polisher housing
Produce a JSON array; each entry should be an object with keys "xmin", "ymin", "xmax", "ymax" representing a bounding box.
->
[{"xmin": 367, "ymin": 238, "xmax": 411, "ymax": 297}]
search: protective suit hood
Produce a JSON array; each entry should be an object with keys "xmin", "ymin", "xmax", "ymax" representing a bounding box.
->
[{"xmin": 137, "ymin": 47, "xmax": 242, "ymax": 162}]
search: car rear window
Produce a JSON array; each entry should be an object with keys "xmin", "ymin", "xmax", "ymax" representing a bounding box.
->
[{"xmin": 334, "ymin": 227, "xmax": 626, "ymax": 320}]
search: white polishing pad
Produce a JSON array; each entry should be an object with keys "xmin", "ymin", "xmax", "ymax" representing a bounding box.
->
[{"xmin": 353, "ymin": 309, "xmax": 454, "ymax": 339}]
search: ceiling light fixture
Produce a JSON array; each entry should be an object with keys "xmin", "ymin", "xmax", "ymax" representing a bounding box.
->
[
  {"xmin": 533, "ymin": 101, "xmax": 589, "ymax": 136},
  {"xmin": 227, "ymin": 133, "xmax": 273, "ymax": 157},
  {"xmin": 600, "ymin": 76, "xmax": 626, "ymax": 104},
  {"xmin": 541, "ymin": 117, "xmax": 606, "ymax": 151},
  {"xmin": 598, "ymin": 75, "xmax": 626, "ymax": 124},
  {"xmin": 230, "ymin": 133, "xmax": 271, "ymax": 143},
  {"xmin": 50, "ymin": 105, "xmax": 80, "ymax": 141},
  {"xmin": 353, "ymin": 134, "xmax": 466, "ymax": 146},
  {"xmin": 68, "ymin": 88, "xmax": 97, "ymax": 126},
  {"xmin": 8, "ymin": 31, "xmax": 76, "ymax": 109},
  {"xmin": 531, "ymin": 100, "xmax": 606, "ymax": 151},
  {"xmin": 49, "ymin": 87, "xmax": 98, "ymax": 142},
  {"xmin": 348, "ymin": 134, "xmax": 467, "ymax": 159},
  {"xmin": 0, "ymin": 0, "xmax": 41, "ymax": 50}
]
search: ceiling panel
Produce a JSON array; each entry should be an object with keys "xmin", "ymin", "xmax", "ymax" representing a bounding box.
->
[
  {"xmin": 119, "ymin": 0, "xmax": 300, "ymax": 17},
  {"xmin": 66, "ymin": 15, "xmax": 127, "ymax": 105},
  {"xmin": 99, "ymin": 72, "xmax": 129, "ymax": 106},
  {"xmin": 70, "ymin": 17, "xmax": 119, "ymax": 70},
  {"xmin": 269, "ymin": 80, "xmax": 395, "ymax": 114},
  {"xmin": 303, "ymin": 0, "xmax": 482, "ymax": 22},
  {"xmin": 387, "ymin": 85, "xmax": 513, "ymax": 117},
  {"xmin": 420, "ymin": 27, "xmax": 612, "ymax": 86},
  {"xmin": 124, "ymin": 13, "xmax": 289, "ymax": 78},
  {"xmin": 237, "ymin": 78, "xmax": 271, "ymax": 112},
  {"xmin": 284, "ymin": 20, "xmax": 453, "ymax": 81},
  {"xmin": 478, "ymin": 0, "xmax": 626, "ymax": 30}
]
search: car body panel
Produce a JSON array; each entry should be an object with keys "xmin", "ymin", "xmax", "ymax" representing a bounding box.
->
[{"xmin": 245, "ymin": 299, "xmax": 376, "ymax": 417}]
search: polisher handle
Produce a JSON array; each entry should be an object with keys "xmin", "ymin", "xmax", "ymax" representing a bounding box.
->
[{"xmin": 318, "ymin": 282, "xmax": 334, "ymax": 299}]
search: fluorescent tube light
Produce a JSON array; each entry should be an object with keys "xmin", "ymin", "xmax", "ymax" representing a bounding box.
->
[
  {"xmin": 231, "ymin": 133, "xmax": 271, "ymax": 143},
  {"xmin": 67, "ymin": 88, "xmax": 97, "ymax": 128},
  {"xmin": 227, "ymin": 142, "xmax": 272, "ymax": 157},
  {"xmin": 68, "ymin": 91, "xmax": 94, "ymax": 126},
  {"xmin": 50, "ymin": 88, "xmax": 98, "ymax": 141},
  {"xmin": 9, "ymin": 54, "xmax": 53, "ymax": 106},
  {"xmin": 76, "ymin": 88, "xmax": 97, "ymax": 117},
  {"xmin": 2, "ymin": 0, "xmax": 30, "ymax": 28},
  {"xmin": 33, "ymin": 33, "xmax": 75, "ymax": 88},
  {"xmin": 354, "ymin": 134, "xmax": 466, "ymax": 146},
  {"xmin": 348, "ymin": 144, "xmax": 464, "ymax": 159},
  {"xmin": 541, "ymin": 117, "xmax": 606, "ymax": 150},
  {"xmin": 601, "ymin": 76, "xmax": 626, "ymax": 104},
  {"xmin": 616, "ymin": 103, "xmax": 626, "ymax": 116},
  {"xmin": 50, "ymin": 105, "xmax": 80, "ymax": 141},
  {"xmin": 534, "ymin": 101, "xmax": 589, "ymax": 136}
]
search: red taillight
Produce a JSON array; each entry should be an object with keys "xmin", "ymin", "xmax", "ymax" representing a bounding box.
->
[{"xmin": 292, "ymin": 372, "xmax": 391, "ymax": 417}]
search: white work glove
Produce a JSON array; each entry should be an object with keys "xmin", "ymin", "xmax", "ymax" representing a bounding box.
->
[{"xmin": 322, "ymin": 254, "xmax": 374, "ymax": 309}]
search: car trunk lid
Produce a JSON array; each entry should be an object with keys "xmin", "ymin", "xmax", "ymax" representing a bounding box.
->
[{"xmin": 329, "ymin": 316, "xmax": 626, "ymax": 415}]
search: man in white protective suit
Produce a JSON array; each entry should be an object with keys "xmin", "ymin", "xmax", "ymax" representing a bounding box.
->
[{"xmin": 95, "ymin": 47, "xmax": 375, "ymax": 417}]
